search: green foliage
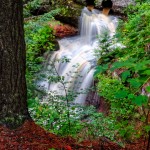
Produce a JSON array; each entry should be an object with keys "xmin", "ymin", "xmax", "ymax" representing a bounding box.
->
[
  {"xmin": 25, "ymin": 9, "xmax": 58, "ymax": 99},
  {"xmin": 146, "ymin": 86, "xmax": 150, "ymax": 92},
  {"xmin": 28, "ymin": 95, "xmax": 118, "ymax": 141},
  {"xmin": 24, "ymin": 0, "xmax": 81, "ymax": 18},
  {"xmin": 85, "ymin": 113, "xmax": 116, "ymax": 141},
  {"xmin": 28, "ymin": 58, "xmax": 84, "ymax": 137},
  {"xmin": 28, "ymin": 95, "xmax": 86, "ymax": 137},
  {"xmin": 94, "ymin": 31, "xmax": 113, "ymax": 58},
  {"xmin": 28, "ymin": 57, "xmax": 117, "ymax": 141},
  {"xmin": 26, "ymin": 25, "xmax": 54, "ymax": 52},
  {"xmin": 23, "ymin": 0, "xmax": 60, "ymax": 18},
  {"xmin": 119, "ymin": 3, "xmax": 150, "ymax": 53},
  {"xmin": 50, "ymin": 0, "xmax": 82, "ymax": 17},
  {"xmin": 25, "ymin": 0, "xmax": 150, "ymax": 144},
  {"xmin": 24, "ymin": 0, "xmax": 45, "ymax": 17},
  {"xmin": 95, "ymin": 74, "xmax": 147, "ymax": 140},
  {"xmin": 25, "ymin": 24, "xmax": 55, "ymax": 98},
  {"xmin": 94, "ymin": 63, "xmax": 109, "ymax": 76},
  {"xmin": 94, "ymin": 1, "xmax": 150, "ymax": 141}
]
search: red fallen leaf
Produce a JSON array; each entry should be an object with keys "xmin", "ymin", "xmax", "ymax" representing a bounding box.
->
[{"xmin": 65, "ymin": 145, "xmax": 72, "ymax": 150}]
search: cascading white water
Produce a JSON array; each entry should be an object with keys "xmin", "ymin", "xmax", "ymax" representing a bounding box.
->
[{"xmin": 39, "ymin": 7, "xmax": 119, "ymax": 104}]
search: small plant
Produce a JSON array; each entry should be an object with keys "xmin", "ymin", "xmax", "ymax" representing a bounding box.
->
[{"xmin": 94, "ymin": 31, "xmax": 113, "ymax": 58}]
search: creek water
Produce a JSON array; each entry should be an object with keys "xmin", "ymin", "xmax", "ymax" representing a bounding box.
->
[{"xmin": 39, "ymin": 7, "xmax": 119, "ymax": 105}]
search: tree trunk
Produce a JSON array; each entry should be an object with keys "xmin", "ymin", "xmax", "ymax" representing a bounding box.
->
[{"xmin": 0, "ymin": 0, "xmax": 31, "ymax": 129}]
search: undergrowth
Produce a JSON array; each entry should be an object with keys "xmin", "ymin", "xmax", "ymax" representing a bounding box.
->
[
  {"xmin": 95, "ymin": 1, "xmax": 150, "ymax": 141},
  {"xmin": 25, "ymin": 9, "xmax": 60, "ymax": 99},
  {"xmin": 25, "ymin": 0, "xmax": 150, "ymax": 147}
]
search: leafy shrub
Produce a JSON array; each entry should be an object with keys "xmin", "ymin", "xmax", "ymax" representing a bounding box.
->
[
  {"xmin": 23, "ymin": 0, "xmax": 81, "ymax": 18},
  {"xmin": 23, "ymin": 0, "xmax": 55, "ymax": 17},
  {"xmin": 28, "ymin": 94, "xmax": 85, "ymax": 137},
  {"xmin": 24, "ymin": 0, "xmax": 44, "ymax": 17},
  {"xmin": 94, "ymin": 31, "xmax": 113, "ymax": 58},
  {"xmin": 25, "ymin": 9, "xmax": 60, "ymax": 99},
  {"xmin": 94, "ymin": 1, "xmax": 150, "ymax": 141},
  {"xmin": 28, "ymin": 58, "xmax": 117, "ymax": 141},
  {"xmin": 25, "ymin": 0, "xmax": 150, "ymax": 144}
]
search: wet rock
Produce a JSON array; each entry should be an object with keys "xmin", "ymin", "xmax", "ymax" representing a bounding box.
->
[
  {"xmin": 55, "ymin": 15, "xmax": 80, "ymax": 28},
  {"xmin": 86, "ymin": 89, "xmax": 110, "ymax": 115},
  {"xmin": 30, "ymin": 5, "xmax": 50, "ymax": 16},
  {"xmin": 49, "ymin": 23, "xmax": 78, "ymax": 38}
]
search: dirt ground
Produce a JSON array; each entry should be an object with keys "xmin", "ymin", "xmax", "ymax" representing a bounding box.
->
[{"xmin": 0, "ymin": 120, "xmax": 148, "ymax": 150}]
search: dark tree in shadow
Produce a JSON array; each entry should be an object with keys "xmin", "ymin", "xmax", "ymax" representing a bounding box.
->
[{"xmin": 0, "ymin": 0, "xmax": 31, "ymax": 129}]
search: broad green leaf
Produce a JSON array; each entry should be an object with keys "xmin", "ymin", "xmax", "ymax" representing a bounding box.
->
[
  {"xmin": 127, "ymin": 78, "xmax": 141, "ymax": 88},
  {"xmin": 94, "ymin": 66, "xmax": 104, "ymax": 76},
  {"xmin": 110, "ymin": 60, "xmax": 134, "ymax": 72},
  {"xmin": 145, "ymin": 125, "xmax": 150, "ymax": 133},
  {"xmin": 128, "ymin": 94, "xmax": 135, "ymax": 99},
  {"xmin": 140, "ymin": 116, "xmax": 146, "ymax": 122},
  {"xmin": 110, "ymin": 62, "xmax": 126, "ymax": 71},
  {"xmin": 142, "ymin": 70, "xmax": 150, "ymax": 75},
  {"xmin": 146, "ymin": 86, "xmax": 150, "ymax": 92},
  {"xmin": 134, "ymin": 60, "xmax": 150, "ymax": 71},
  {"xmin": 132, "ymin": 95, "xmax": 148, "ymax": 106},
  {"xmin": 134, "ymin": 63, "xmax": 147, "ymax": 71},
  {"xmin": 121, "ymin": 70, "xmax": 130, "ymax": 81},
  {"xmin": 115, "ymin": 90, "xmax": 128, "ymax": 99},
  {"xmin": 103, "ymin": 64, "xmax": 109, "ymax": 70},
  {"xmin": 94, "ymin": 64, "xmax": 108, "ymax": 76}
]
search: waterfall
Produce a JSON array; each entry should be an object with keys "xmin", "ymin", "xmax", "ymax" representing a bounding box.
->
[{"xmin": 39, "ymin": 7, "xmax": 118, "ymax": 104}]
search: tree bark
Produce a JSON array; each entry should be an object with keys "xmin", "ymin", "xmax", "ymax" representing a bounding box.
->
[{"xmin": 0, "ymin": 0, "xmax": 31, "ymax": 129}]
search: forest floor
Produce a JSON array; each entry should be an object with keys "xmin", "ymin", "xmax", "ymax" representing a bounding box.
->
[{"xmin": 0, "ymin": 120, "xmax": 148, "ymax": 150}]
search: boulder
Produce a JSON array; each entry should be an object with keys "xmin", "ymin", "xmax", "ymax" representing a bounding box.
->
[{"xmin": 74, "ymin": 0, "xmax": 135, "ymax": 14}]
